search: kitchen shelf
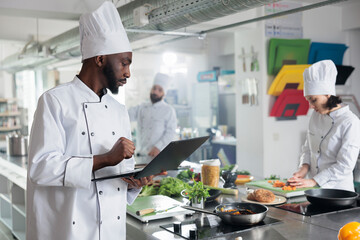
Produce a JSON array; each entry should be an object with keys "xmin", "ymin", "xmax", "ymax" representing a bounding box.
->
[
  {"xmin": 12, "ymin": 206, "xmax": 26, "ymax": 240},
  {"xmin": 0, "ymin": 197, "xmax": 12, "ymax": 229},
  {"xmin": 12, "ymin": 204, "xmax": 25, "ymax": 217},
  {"xmin": 0, "ymin": 126, "xmax": 21, "ymax": 131},
  {"xmin": 0, "ymin": 216, "xmax": 12, "ymax": 229},
  {"xmin": 13, "ymin": 230, "xmax": 26, "ymax": 240},
  {"xmin": 0, "ymin": 156, "xmax": 26, "ymax": 239},
  {"xmin": 0, "ymin": 193, "xmax": 11, "ymax": 203},
  {"xmin": 0, "ymin": 112, "xmax": 21, "ymax": 117},
  {"xmin": 0, "ymin": 99, "xmax": 22, "ymax": 142},
  {"xmin": 0, "ymin": 98, "xmax": 17, "ymax": 103}
]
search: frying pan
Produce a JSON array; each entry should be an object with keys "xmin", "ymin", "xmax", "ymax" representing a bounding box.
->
[
  {"xmin": 305, "ymin": 189, "xmax": 359, "ymax": 207},
  {"xmin": 182, "ymin": 202, "xmax": 268, "ymax": 225}
]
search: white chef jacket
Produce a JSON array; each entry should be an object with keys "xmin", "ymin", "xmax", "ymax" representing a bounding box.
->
[
  {"xmin": 300, "ymin": 104, "xmax": 360, "ymax": 191},
  {"xmin": 128, "ymin": 100, "xmax": 177, "ymax": 161},
  {"xmin": 26, "ymin": 76, "xmax": 140, "ymax": 240}
]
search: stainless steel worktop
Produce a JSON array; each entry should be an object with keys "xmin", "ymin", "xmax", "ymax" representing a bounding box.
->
[
  {"xmin": 0, "ymin": 153, "xmax": 27, "ymax": 169},
  {"xmin": 1, "ymin": 154, "xmax": 358, "ymax": 240},
  {"xmin": 126, "ymin": 187, "xmax": 360, "ymax": 240}
]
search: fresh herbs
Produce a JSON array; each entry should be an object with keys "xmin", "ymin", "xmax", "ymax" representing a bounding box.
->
[{"xmin": 185, "ymin": 174, "xmax": 210, "ymax": 204}]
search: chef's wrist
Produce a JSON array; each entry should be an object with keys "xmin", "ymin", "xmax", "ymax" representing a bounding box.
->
[
  {"xmin": 301, "ymin": 164, "xmax": 310, "ymax": 171},
  {"xmin": 299, "ymin": 164, "xmax": 309, "ymax": 175},
  {"xmin": 310, "ymin": 178, "xmax": 317, "ymax": 187},
  {"xmin": 93, "ymin": 153, "xmax": 118, "ymax": 171},
  {"xmin": 93, "ymin": 154, "xmax": 108, "ymax": 171}
]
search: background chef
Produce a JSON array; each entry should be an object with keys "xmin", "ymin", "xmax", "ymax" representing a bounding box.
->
[
  {"xmin": 288, "ymin": 60, "xmax": 360, "ymax": 191},
  {"xmin": 26, "ymin": 2, "xmax": 155, "ymax": 240},
  {"xmin": 128, "ymin": 72, "xmax": 177, "ymax": 163}
]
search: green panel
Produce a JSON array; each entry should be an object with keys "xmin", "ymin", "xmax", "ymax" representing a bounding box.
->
[{"xmin": 268, "ymin": 38, "xmax": 311, "ymax": 75}]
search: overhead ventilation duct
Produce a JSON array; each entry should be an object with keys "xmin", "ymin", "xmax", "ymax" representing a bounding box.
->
[{"xmin": 1, "ymin": 0, "xmax": 283, "ymax": 73}]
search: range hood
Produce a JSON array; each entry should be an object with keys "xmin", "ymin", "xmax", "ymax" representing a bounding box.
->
[
  {"xmin": 1, "ymin": 0, "xmax": 348, "ymax": 73},
  {"xmin": 1, "ymin": 0, "xmax": 280, "ymax": 73}
]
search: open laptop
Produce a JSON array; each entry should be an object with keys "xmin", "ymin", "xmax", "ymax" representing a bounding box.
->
[{"xmin": 92, "ymin": 136, "xmax": 209, "ymax": 181}]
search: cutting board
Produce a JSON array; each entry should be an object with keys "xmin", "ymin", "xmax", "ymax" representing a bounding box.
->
[
  {"xmin": 245, "ymin": 180, "xmax": 319, "ymax": 198},
  {"xmin": 127, "ymin": 195, "xmax": 194, "ymax": 223}
]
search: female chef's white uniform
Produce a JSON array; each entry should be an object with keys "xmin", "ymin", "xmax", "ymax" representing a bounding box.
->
[{"xmin": 298, "ymin": 60, "xmax": 360, "ymax": 191}]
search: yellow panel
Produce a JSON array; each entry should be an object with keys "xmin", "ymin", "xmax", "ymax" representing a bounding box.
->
[{"xmin": 268, "ymin": 65, "xmax": 311, "ymax": 96}]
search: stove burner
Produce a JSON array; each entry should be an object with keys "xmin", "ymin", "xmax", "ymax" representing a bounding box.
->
[
  {"xmin": 275, "ymin": 201, "xmax": 360, "ymax": 216},
  {"xmin": 160, "ymin": 216, "xmax": 281, "ymax": 239}
]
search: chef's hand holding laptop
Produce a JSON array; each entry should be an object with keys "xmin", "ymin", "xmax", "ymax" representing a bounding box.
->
[
  {"xmin": 92, "ymin": 136, "xmax": 210, "ymax": 184},
  {"xmin": 100, "ymin": 137, "xmax": 167, "ymax": 189}
]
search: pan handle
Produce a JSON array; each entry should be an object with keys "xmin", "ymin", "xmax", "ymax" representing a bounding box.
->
[{"xmin": 181, "ymin": 205, "xmax": 218, "ymax": 215}]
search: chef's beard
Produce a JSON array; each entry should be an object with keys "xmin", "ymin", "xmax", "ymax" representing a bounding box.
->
[
  {"xmin": 150, "ymin": 93, "xmax": 162, "ymax": 104},
  {"xmin": 103, "ymin": 63, "xmax": 119, "ymax": 94}
]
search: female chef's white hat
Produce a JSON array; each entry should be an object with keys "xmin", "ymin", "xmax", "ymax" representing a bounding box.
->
[
  {"xmin": 303, "ymin": 60, "xmax": 337, "ymax": 96},
  {"xmin": 79, "ymin": 1, "xmax": 132, "ymax": 62},
  {"xmin": 153, "ymin": 73, "xmax": 171, "ymax": 93}
]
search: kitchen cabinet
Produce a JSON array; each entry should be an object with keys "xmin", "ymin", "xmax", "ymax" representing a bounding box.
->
[
  {"xmin": 0, "ymin": 155, "xmax": 26, "ymax": 240},
  {"xmin": 0, "ymin": 99, "xmax": 21, "ymax": 141}
]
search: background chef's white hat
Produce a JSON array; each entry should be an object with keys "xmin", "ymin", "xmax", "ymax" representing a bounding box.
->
[
  {"xmin": 79, "ymin": 1, "xmax": 132, "ymax": 62},
  {"xmin": 303, "ymin": 60, "xmax": 337, "ymax": 96},
  {"xmin": 153, "ymin": 73, "xmax": 171, "ymax": 93}
]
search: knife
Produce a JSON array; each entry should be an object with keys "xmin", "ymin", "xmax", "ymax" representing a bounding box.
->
[{"xmin": 136, "ymin": 205, "xmax": 179, "ymax": 216}]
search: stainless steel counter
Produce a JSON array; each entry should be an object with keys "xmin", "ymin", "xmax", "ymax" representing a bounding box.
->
[
  {"xmin": 1, "ymin": 154, "xmax": 357, "ymax": 240},
  {"xmin": 0, "ymin": 153, "xmax": 27, "ymax": 169},
  {"xmin": 126, "ymin": 187, "xmax": 356, "ymax": 240}
]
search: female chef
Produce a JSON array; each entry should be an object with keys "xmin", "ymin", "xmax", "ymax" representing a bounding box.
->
[{"xmin": 288, "ymin": 60, "xmax": 360, "ymax": 191}]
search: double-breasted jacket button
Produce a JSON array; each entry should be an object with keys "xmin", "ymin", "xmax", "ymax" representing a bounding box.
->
[
  {"xmin": 117, "ymin": 216, "xmax": 120, "ymax": 220},
  {"xmin": 85, "ymin": 104, "xmax": 87, "ymax": 108},
  {"xmin": 117, "ymin": 187, "xmax": 120, "ymax": 191},
  {"xmin": 91, "ymin": 132, "xmax": 95, "ymax": 136},
  {"xmin": 82, "ymin": 131, "xmax": 86, "ymax": 135},
  {"xmin": 99, "ymin": 191, "xmax": 103, "ymax": 195},
  {"xmin": 105, "ymin": 105, "xmax": 108, "ymax": 109},
  {"xmin": 112, "ymin": 131, "xmax": 115, "ymax": 135},
  {"xmin": 73, "ymin": 221, "xmax": 75, "ymax": 225}
]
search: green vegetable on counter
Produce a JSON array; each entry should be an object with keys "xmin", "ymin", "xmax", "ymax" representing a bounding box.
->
[
  {"xmin": 139, "ymin": 177, "xmax": 190, "ymax": 197},
  {"xmin": 138, "ymin": 185, "xmax": 158, "ymax": 197},
  {"xmin": 177, "ymin": 169, "xmax": 201, "ymax": 182},
  {"xmin": 220, "ymin": 164, "xmax": 251, "ymax": 176},
  {"xmin": 264, "ymin": 174, "xmax": 280, "ymax": 180},
  {"xmin": 158, "ymin": 177, "xmax": 190, "ymax": 197},
  {"xmin": 185, "ymin": 175, "xmax": 210, "ymax": 204},
  {"xmin": 237, "ymin": 170, "xmax": 250, "ymax": 175},
  {"xmin": 204, "ymin": 185, "xmax": 238, "ymax": 195}
]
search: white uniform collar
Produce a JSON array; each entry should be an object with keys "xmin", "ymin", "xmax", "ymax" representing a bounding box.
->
[
  {"xmin": 152, "ymin": 99, "xmax": 165, "ymax": 107},
  {"xmin": 73, "ymin": 76, "xmax": 108, "ymax": 102},
  {"xmin": 329, "ymin": 104, "xmax": 349, "ymax": 118}
]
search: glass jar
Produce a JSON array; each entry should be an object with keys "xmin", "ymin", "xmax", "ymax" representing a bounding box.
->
[{"xmin": 200, "ymin": 159, "xmax": 220, "ymax": 187}]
